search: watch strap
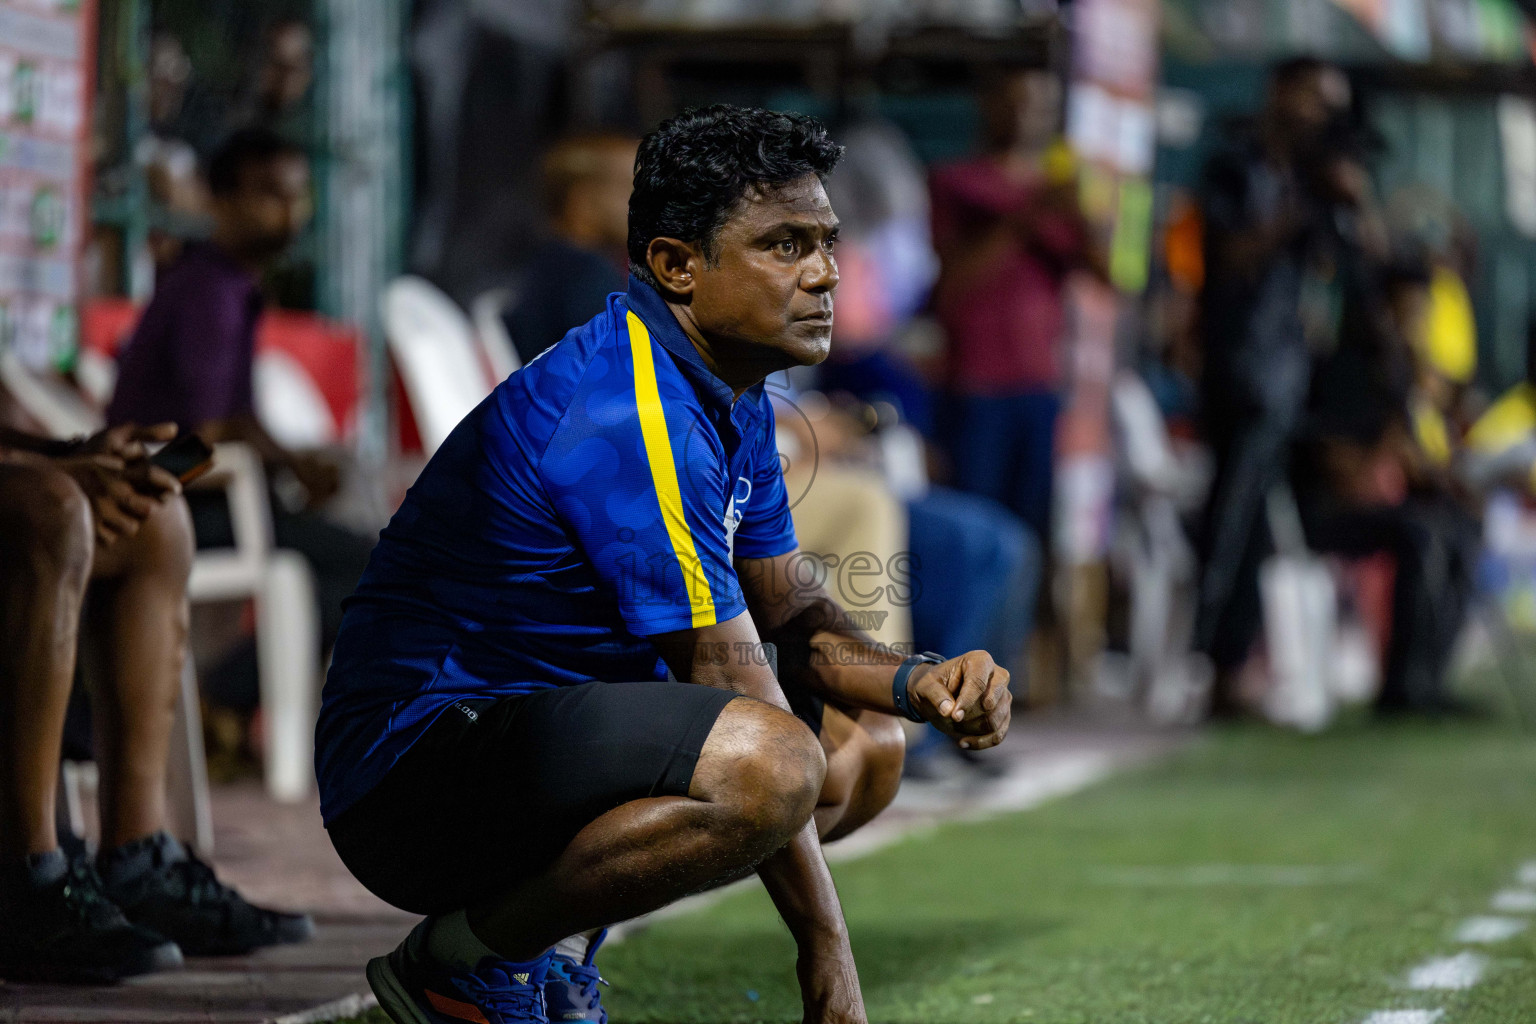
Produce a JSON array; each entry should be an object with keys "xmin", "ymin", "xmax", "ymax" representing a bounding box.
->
[{"xmin": 891, "ymin": 651, "xmax": 945, "ymax": 722}]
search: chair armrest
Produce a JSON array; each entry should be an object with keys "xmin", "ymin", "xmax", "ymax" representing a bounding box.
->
[{"xmin": 187, "ymin": 442, "xmax": 275, "ymax": 602}]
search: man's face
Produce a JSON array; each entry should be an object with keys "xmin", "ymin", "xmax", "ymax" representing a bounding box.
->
[
  {"xmin": 1274, "ymin": 66, "xmax": 1351, "ymax": 139},
  {"xmin": 573, "ymin": 144, "xmax": 638, "ymax": 250},
  {"xmin": 219, "ymin": 154, "xmax": 312, "ymax": 259},
  {"xmin": 148, "ymin": 35, "xmax": 190, "ymax": 125},
  {"xmin": 687, "ymin": 174, "xmax": 839, "ymax": 371},
  {"xmin": 985, "ymin": 70, "xmax": 1061, "ymax": 150},
  {"xmin": 259, "ymin": 24, "xmax": 314, "ymax": 112}
]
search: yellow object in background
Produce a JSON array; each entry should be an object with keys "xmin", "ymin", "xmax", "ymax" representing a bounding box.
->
[
  {"xmin": 1044, "ymin": 138, "xmax": 1079, "ymax": 186},
  {"xmin": 1424, "ymin": 267, "xmax": 1477, "ymax": 384},
  {"xmin": 1411, "ymin": 399, "xmax": 1453, "ymax": 468},
  {"xmin": 1466, "ymin": 383, "xmax": 1536, "ymax": 454},
  {"xmin": 1110, "ymin": 179, "xmax": 1154, "ymax": 294}
]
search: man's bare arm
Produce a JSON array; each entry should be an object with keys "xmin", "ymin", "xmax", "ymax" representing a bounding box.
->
[
  {"xmin": 650, "ymin": 610, "xmax": 865, "ymax": 1023},
  {"xmin": 737, "ymin": 550, "xmax": 1012, "ymax": 749}
]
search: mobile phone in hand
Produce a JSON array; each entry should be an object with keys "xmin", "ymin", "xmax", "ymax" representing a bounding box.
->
[{"xmin": 149, "ymin": 433, "xmax": 215, "ymax": 484}]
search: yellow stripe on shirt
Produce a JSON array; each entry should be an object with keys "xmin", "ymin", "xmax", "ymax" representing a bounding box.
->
[{"xmin": 626, "ymin": 311, "xmax": 717, "ymax": 628}]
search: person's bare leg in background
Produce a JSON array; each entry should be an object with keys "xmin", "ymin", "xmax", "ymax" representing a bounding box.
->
[{"xmin": 0, "ymin": 464, "xmax": 95, "ymax": 860}]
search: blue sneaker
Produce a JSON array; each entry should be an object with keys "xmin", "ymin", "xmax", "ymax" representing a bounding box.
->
[
  {"xmin": 367, "ymin": 919, "xmax": 551, "ymax": 1024},
  {"xmin": 544, "ymin": 929, "xmax": 607, "ymax": 1023}
]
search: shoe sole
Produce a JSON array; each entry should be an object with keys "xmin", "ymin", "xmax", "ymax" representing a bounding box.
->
[
  {"xmin": 175, "ymin": 915, "xmax": 317, "ymax": 956},
  {"xmin": 367, "ymin": 954, "xmax": 433, "ymax": 1024}
]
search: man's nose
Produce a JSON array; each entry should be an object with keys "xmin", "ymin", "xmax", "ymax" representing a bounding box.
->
[{"xmin": 805, "ymin": 250, "xmax": 838, "ymax": 293}]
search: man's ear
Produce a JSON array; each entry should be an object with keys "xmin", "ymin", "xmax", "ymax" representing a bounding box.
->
[{"xmin": 646, "ymin": 238, "xmax": 700, "ymax": 298}]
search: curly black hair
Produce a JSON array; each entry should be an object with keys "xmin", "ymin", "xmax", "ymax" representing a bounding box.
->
[
  {"xmin": 627, "ymin": 105, "xmax": 844, "ymax": 287},
  {"xmin": 207, "ymin": 127, "xmax": 306, "ymax": 197}
]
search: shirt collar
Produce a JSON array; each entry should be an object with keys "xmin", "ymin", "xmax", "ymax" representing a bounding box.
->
[
  {"xmin": 623, "ymin": 275, "xmax": 764, "ymax": 419},
  {"xmin": 184, "ymin": 242, "xmax": 263, "ymax": 306}
]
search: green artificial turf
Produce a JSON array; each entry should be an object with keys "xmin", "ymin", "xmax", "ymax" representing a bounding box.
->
[{"xmin": 345, "ymin": 719, "xmax": 1536, "ymax": 1024}]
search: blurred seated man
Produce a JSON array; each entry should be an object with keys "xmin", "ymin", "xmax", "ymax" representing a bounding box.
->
[
  {"xmin": 0, "ymin": 424, "xmax": 311, "ymax": 984},
  {"xmin": 107, "ymin": 127, "xmax": 373, "ymax": 653},
  {"xmin": 1295, "ymin": 261, "xmax": 1479, "ymax": 714},
  {"xmin": 775, "ymin": 394, "xmax": 1038, "ymax": 779},
  {"xmin": 503, "ymin": 134, "xmax": 637, "ymax": 365}
]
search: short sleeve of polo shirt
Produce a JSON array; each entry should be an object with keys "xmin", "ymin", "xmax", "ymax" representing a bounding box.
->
[
  {"xmin": 731, "ymin": 400, "xmax": 798, "ymax": 560},
  {"xmin": 538, "ymin": 312, "xmax": 748, "ymax": 637}
]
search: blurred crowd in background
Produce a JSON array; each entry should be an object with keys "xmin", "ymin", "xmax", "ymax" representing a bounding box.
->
[{"xmin": 9, "ymin": 0, "xmax": 1536, "ymax": 871}]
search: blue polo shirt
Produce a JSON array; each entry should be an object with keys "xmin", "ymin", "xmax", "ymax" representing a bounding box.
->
[{"xmin": 315, "ymin": 277, "xmax": 798, "ymax": 822}]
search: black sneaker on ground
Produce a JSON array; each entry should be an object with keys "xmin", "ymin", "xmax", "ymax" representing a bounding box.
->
[
  {"xmin": 0, "ymin": 850, "xmax": 183, "ymax": 984},
  {"xmin": 101, "ymin": 832, "xmax": 315, "ymax": 956}
]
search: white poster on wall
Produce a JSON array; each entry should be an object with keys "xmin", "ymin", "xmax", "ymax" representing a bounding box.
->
[{"xmin": 1498, "ymin": 94, "xmax": 1536, "ymax": 238}]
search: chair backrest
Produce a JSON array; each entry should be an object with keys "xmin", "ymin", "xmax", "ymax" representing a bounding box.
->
[
  {"xmin": 471, "ymin": 287, "xmax": 522, "ymax": 383},
  {"xmin": 381, "ymin": 276, "xmax": 494, "ymax": 456},
  {"xmin": 255, "ymin": 349, "xmax": 339, "ymax": 449},
  {"xmin": 0, "ymin": 349, "xmax": 103, "ymax": 438}
]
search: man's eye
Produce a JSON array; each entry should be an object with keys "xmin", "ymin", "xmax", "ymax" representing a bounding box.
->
[
  {"xmin": 824, "ymin": 237, "xmax": 837, "ymax": 253},
  {"xmin": 775, "ymin": 239, "xmax": 797, "ymax": 256}
]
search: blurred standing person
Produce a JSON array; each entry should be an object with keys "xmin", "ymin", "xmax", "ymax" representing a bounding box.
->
[
  {"xmin": 819, "ymin": 118, "xmax": 940, "ymax": 434},
  {"xmin": 502, "ymin": 135, "xmax": 637, "ymax": 365},
  {"xmin": 1193, "ymin": 58, "xmax": 1375, "ymax": 713},
  {"xmin": 233, "ymin": 18, "xmax": 315, "ymax": 146},
  {"xmin": 136, "ymin": 34, "xmax": 209, "ymax": 273},
  {"xmin": 108, "ymin": 128, "xmax": 372, "ymax": 654},
  {"xmin": 929, "ymin": 65, "xmax": 1093, "ymax": 541},
  {"xmin": 230, "ymin": 17, "xmax": 317, "ymax": 308}
]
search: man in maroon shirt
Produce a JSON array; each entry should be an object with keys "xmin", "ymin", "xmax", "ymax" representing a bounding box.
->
[
  {"xmin": 109, "ymin": 128, "xmax": 372, "ymax": 652},
  {"xmin": 930, "ymin": 66, "xmax": 1094, "ymax": 541}
]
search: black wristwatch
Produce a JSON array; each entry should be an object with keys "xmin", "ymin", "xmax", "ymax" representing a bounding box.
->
[{"xmin": 891, "ymin": 651, "xmax": 945, "ymax": 722}]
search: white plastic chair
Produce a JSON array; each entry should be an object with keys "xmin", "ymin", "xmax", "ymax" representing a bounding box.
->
[
  {"xmin": 471, "ymin": 287, "xmax": 523, "ymax": 383},
  {"xmin": 188, "ymin": 443, "xmax": 319, "ymax": 803},
  {"xmin": 1109, "ymin": 372, "xmax": 1212, "ymax": 722},
  {"xmin": 255, "ymin": 349, "xmax": 340, "ymax": 449},
  {"xmin": 383, "ymin": 276, "xmax": 496, "ymax": 456}
]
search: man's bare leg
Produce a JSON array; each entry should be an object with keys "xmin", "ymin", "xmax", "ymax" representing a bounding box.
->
[
  {"xmin": 0, "ymin": 464, "xmax": 185, "ymax": 984},
  {"xmin": 75, "ymin": 493, "xmax": 314, "ymax": 956},
  {"xmin": 814, "ymin": 705, "xmax": 906, "ymax": 843},
  {"xmin": 469, "ymin": 696, "xmax": 827, "ymax": 960},
  {"xmin": 0, "ymin": 465, "xmax": 95, "ymax": 859},
  {"xmin": 81, "ymin": 498, "xmax": 193, "ymax": 849}
]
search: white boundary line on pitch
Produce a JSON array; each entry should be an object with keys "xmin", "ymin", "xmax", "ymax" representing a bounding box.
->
[
  {"xmin": 268, "ymin": 992, "xmax": 379, "ymax": 1024},
  {"xmin": 1358, "ymin": 859, "xmax": 1536, "ymax": 1024},
  {"xmin": 1362, "ymin": 1011, "xmax": 1443, "ymax": 1024},
  {"xmin": 1406, "ymin": 952, "xmax": 1488, "ymax": 991},
  {"xmin": 1452, "ymin": 916, "xmax": 1527, "ymax": 944}
]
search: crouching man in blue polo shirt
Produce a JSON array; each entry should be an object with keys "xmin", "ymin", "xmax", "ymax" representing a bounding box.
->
[{"xmin": 317, "ymin": 105, "xmax": 1012, "ymax": 1024}]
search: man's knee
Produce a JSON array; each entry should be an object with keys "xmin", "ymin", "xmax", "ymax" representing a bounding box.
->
[
  {"xmin": 693, "ymin": 697, "xmax": 827, "ymax": 844},
  {"xmin": 0, "ymin": 465, "xmax": 93, "ymax": 585},
  {"xmin": 822, "ymin": 711, "xmax": 905, "ymax": 842},
  {"xmin": 126, "ymin": 496, "xmax": 195, "ymax": 583}
]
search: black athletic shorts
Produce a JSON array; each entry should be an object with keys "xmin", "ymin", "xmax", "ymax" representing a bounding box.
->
[{"xmin": 327, "ymin": 681, "xmax": 739, "ymax": 916}]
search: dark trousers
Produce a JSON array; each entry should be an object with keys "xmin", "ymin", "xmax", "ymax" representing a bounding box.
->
[
  {"xmin": 1300, "ymin": 496, "xmax": 1478, "ymax": 711},
  {"xmin": 942, "ymin": 390, "xmax": 1061, "ymax": 543},
  {"xmin": 1193, "ymin": 411, "xmax": 1294, "ymax": 671},
  {"xmin": 907, "ymin": 486, "xmax": 1041, "ymax": 671}
]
